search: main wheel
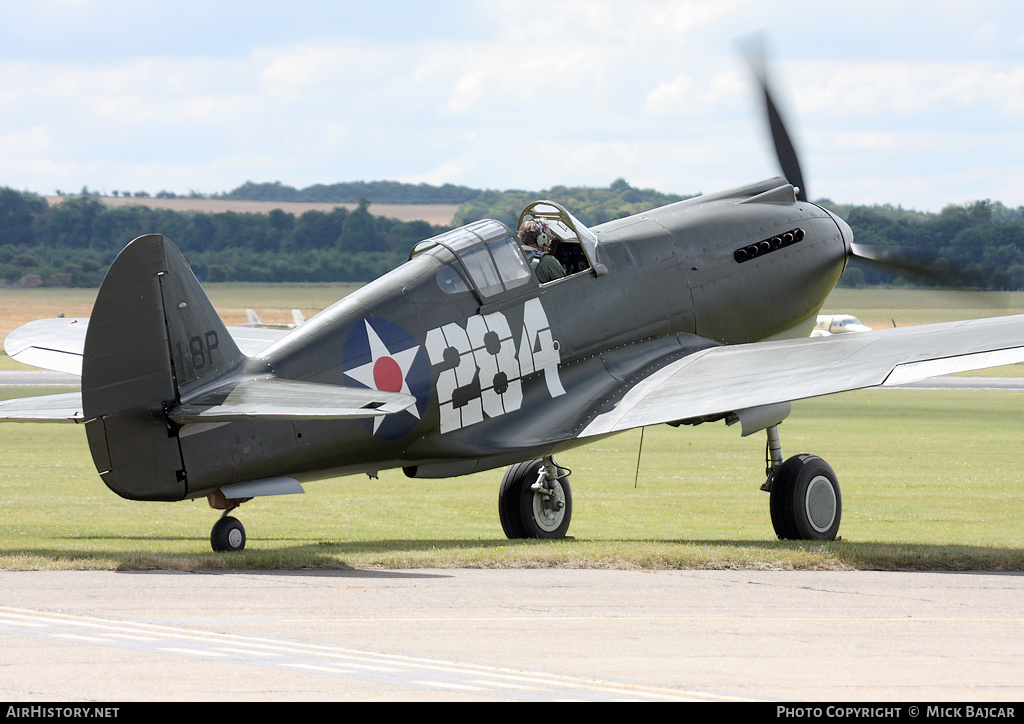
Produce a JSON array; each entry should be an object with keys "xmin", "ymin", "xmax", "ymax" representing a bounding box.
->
[
  {"xmin": 769, "ymin": 454, "xmax": 841, "ymax": 540},
  {"xmin": 498, "ymin": 459, "xmax": 572, "ymax": 539},
  {"xmin": 211, "ymin": 516, "xmax": 246, "ymax": 552}
]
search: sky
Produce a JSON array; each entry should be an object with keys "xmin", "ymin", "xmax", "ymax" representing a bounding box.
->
[{"xmin": 1, "ymin": 0, "xmax": 1022, "ymax": 212}]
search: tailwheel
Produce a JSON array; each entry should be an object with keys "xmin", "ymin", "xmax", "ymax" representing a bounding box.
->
[
  {"xmin": 211, "ymin": 515, "xmax": 246, "ymax": 552},
  {"xmin": 498, "ymin": 457, "xmax": 572, "ymax": 539},
  {"xmin": 769, "ymin": 454, "xmax": 842, "ymax": 541}
]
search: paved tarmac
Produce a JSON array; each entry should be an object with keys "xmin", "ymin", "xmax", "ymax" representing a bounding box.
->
[
  {"xmin": 3, "ymin": 374, "xmax": 1023, "ymax": 703},
  {"xmin": 1, "ymin": 568, "xmax": 1022, "ymax": 702}
]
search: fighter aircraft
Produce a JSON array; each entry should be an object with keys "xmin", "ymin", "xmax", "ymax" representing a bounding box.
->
[{"xmin": 4, "ymin": 54, "xmax": 1024, "ymax": 551}]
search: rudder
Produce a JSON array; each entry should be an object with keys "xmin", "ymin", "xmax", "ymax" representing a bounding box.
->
[{"xmin": 82, "ymin": 234, "xmax": 244, "ymax": 501}]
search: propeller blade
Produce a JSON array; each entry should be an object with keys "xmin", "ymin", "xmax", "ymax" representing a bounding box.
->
[
  {"xmin": 742, "ymin": 39, "xmax": 808, "ymax": 202},
  {"xmin": 741, "ymin": 37, "xmax": 991, "ymax": 296},
  {"xmin": 848, "ymin": 243, "xmax": 985, "ymax": 290}
]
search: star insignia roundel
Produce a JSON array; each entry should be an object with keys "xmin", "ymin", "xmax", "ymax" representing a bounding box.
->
[{"xmin": 342, "ymin": 317, "xmax": 431, "ymax": 440}]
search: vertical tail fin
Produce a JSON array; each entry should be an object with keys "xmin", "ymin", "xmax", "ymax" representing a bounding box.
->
[{"xmin": 82, "ymin": 234, "xmax": 244, "ymax": 501}]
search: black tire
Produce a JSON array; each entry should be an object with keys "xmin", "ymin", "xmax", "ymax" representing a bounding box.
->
[
  {"xmin": 211, "ymin": 516, "xmax": 246, "ymax": 552},
  {"xmin": 769, "ymin": 454, "xmax": 841, "ymax": 541},
  {"xmin": 498, "ymin": 459, "xmax": 572, "ymax": 539}
]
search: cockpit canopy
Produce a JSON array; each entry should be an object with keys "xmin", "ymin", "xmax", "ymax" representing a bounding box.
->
[
  {"xmin": 409, "ymin": 201, "xmax": 605, "ymax": 302},
  {"xmin": 411, "ymin": 219, "xmax": 532, "ymax": 298},
  {"xmin": 517, "ymin": 200, "xmax": 605, "ymax": 277}
]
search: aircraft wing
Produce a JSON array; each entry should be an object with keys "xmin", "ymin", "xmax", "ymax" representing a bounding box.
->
[
  {"xmin": 579, "ymin": 314, "xmax": 1024, "ymax": 438},
  {"xmin": 4, "ymin": 317, "xmax": 290, "ymax": 376}
]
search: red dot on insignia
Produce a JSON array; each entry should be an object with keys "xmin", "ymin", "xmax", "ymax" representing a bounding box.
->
[{"xmin": 373, "ymin": 356, "xmax": 403, "ymax": 392}]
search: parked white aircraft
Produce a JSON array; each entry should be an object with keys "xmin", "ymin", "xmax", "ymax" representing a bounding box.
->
[{"xmin": 812, "ymin": 314, "xmax": 872, "ymax": 337}]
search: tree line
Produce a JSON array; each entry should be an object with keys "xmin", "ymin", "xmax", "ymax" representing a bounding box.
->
[
  {"xmin": 452, "ymin": 178, "xmax": 691, "ymax": 228},
  {"xmin": 222, "ymin": 180, "xmax": 482, "ymax": 205},
  {"xmin": 59, "ymin": 179, "xmax": 486, "ymax": 204},
  {"xmin": 819, "ymin": 198, "xmax": 1024, "ymax": 289},
  {"xmin": 1, "ymin": 182, "xmax": 1023, "ymax": 289},
  {"xmin": 0, "ymin": 189, "xmax": 442, "ymax": 286}
]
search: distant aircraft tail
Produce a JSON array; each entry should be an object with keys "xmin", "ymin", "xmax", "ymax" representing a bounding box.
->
[{"xmin": 82, "ymin": 234, "xmax": 246, "ymax": 501}]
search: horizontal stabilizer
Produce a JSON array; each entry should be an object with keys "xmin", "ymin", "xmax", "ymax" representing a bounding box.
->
[
  {"xmin": 169, "ymin": 376, "xmax": 416, "ymax": 423},
  {"xmin": 0, "ymin": 377, "xmax": 413, "ymax": 424},
  {"xmin": 0, "ymin": 392, "xmax": 84, "ymax": 422},
  {"xmin": 4, "ymin": 318, "xmax": 89, "ymax": 375},
  {"xmin": 4, "ymin": 317, "xmax": 290, "ymax": 376}
]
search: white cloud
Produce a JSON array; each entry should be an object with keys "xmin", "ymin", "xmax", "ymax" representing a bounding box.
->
[
  {"xmin": 793, "ymin": 61, "xmax": 1024, "ymax": 122},
  {"xmin": 0, "ymin": 0, "xmax": 1022, "ymax": 210},
  {"xmin": 445, "ymin": 70, "xmax": 486, "ymax": 114},
  {"xmin": 969, "ymin": 21, "xmax": 1001, "ymax": 45},
  {"xmin": 644, "ymin": 74, "xmax": 695, "ymax": 116}
]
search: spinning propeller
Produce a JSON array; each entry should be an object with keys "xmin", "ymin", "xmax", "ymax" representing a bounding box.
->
[{"xmin": 742, "ymin": 39, "xmax": 979, "ymax": 290}]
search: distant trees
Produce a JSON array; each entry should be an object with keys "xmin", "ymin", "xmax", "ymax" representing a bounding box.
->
[
  {"xmin": 223, "ymin": 180, "xmax": 482, "ymax": 205},
  {"xmin": 0, "ymin": 187, "xmax": 47, "ymax": 246},
  {"xmin": 453, "ymin": 178, "xmax": 692, "ymax": 228},
  {"xmin": 0, "ymin": 188, "xmax": 446, "ymax": 286},
  {"xmin": 818, "ymin": 199, "xmax": 1024, "ymax": 290},
  {"xmin": 2, "ymin": 183, "xmax": 1024, "ymax": 289}
]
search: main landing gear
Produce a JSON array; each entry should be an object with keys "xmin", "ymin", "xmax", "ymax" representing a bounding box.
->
[
  {"xmin": 761, "ymin": 425, "xmax": 842, "ymax": 540},
  {"xmin": 499, "ymin": 457, "xmax": 573, "ymax": 539}
]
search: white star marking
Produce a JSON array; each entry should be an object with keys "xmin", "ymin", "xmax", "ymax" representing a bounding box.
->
[{"xmin": 344, "ymin": 320, "xmax": 422, "ymax": 434}]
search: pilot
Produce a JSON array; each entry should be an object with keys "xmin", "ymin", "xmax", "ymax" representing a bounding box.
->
[{"xmin": 518, "ymin": 219, "xmax": 566, "ymax": 283}]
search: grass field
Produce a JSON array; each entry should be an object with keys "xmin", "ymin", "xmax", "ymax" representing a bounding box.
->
[
  {"xmin": 5, "ymin": 285, "xmax": 1024, "ymax": 373},
  {"xmin": 4, "ymin": 284, "xmax": 1024, "ymax": 340},
  {"xmin": 0, "ymin": 282, "xmax": 364, "ymax": 342},
  {"xmin": 2, "ymin": 286, "xmax": 1023, "ymax": 570},
  {"xmin": 1, "ymin": 385, "xmax": 1021, "ymax": 571},
  {"xmin": 820, "ymin": 288, "xmax": 1024, "ymax": 327}
]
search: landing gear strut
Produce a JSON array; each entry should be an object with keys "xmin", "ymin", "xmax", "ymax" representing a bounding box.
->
[
  {"xmin": 499, "ymin": 457, "xmax": 572, "ymax": 539},
  {"xmin": 762, "ymin": 425, "xmax": 842, "ymax": 541}
]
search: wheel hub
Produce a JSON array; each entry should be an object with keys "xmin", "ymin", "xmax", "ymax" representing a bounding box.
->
[
  {"xmin": 532, "ymin": 481, "xmax": 566, "ymax": 532},
  {"xmin": 805, "ymin": 475, "xmax": 837, "ymax": 533}
]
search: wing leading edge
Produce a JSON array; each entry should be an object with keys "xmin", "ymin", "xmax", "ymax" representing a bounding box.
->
[{"xmin": 579, "ymin": 314, "xmax": 1024, "ymax": 438}]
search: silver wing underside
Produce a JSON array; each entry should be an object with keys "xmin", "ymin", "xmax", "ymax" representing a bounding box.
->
[{"xmin": 580, "ymin": 314, "xmax": 1024, "ymax": 438}]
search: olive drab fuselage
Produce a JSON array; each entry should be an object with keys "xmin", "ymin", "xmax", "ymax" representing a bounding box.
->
[{"xmin": 159, "ymin": 180, "xmax": 850, "ymax": 500}]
